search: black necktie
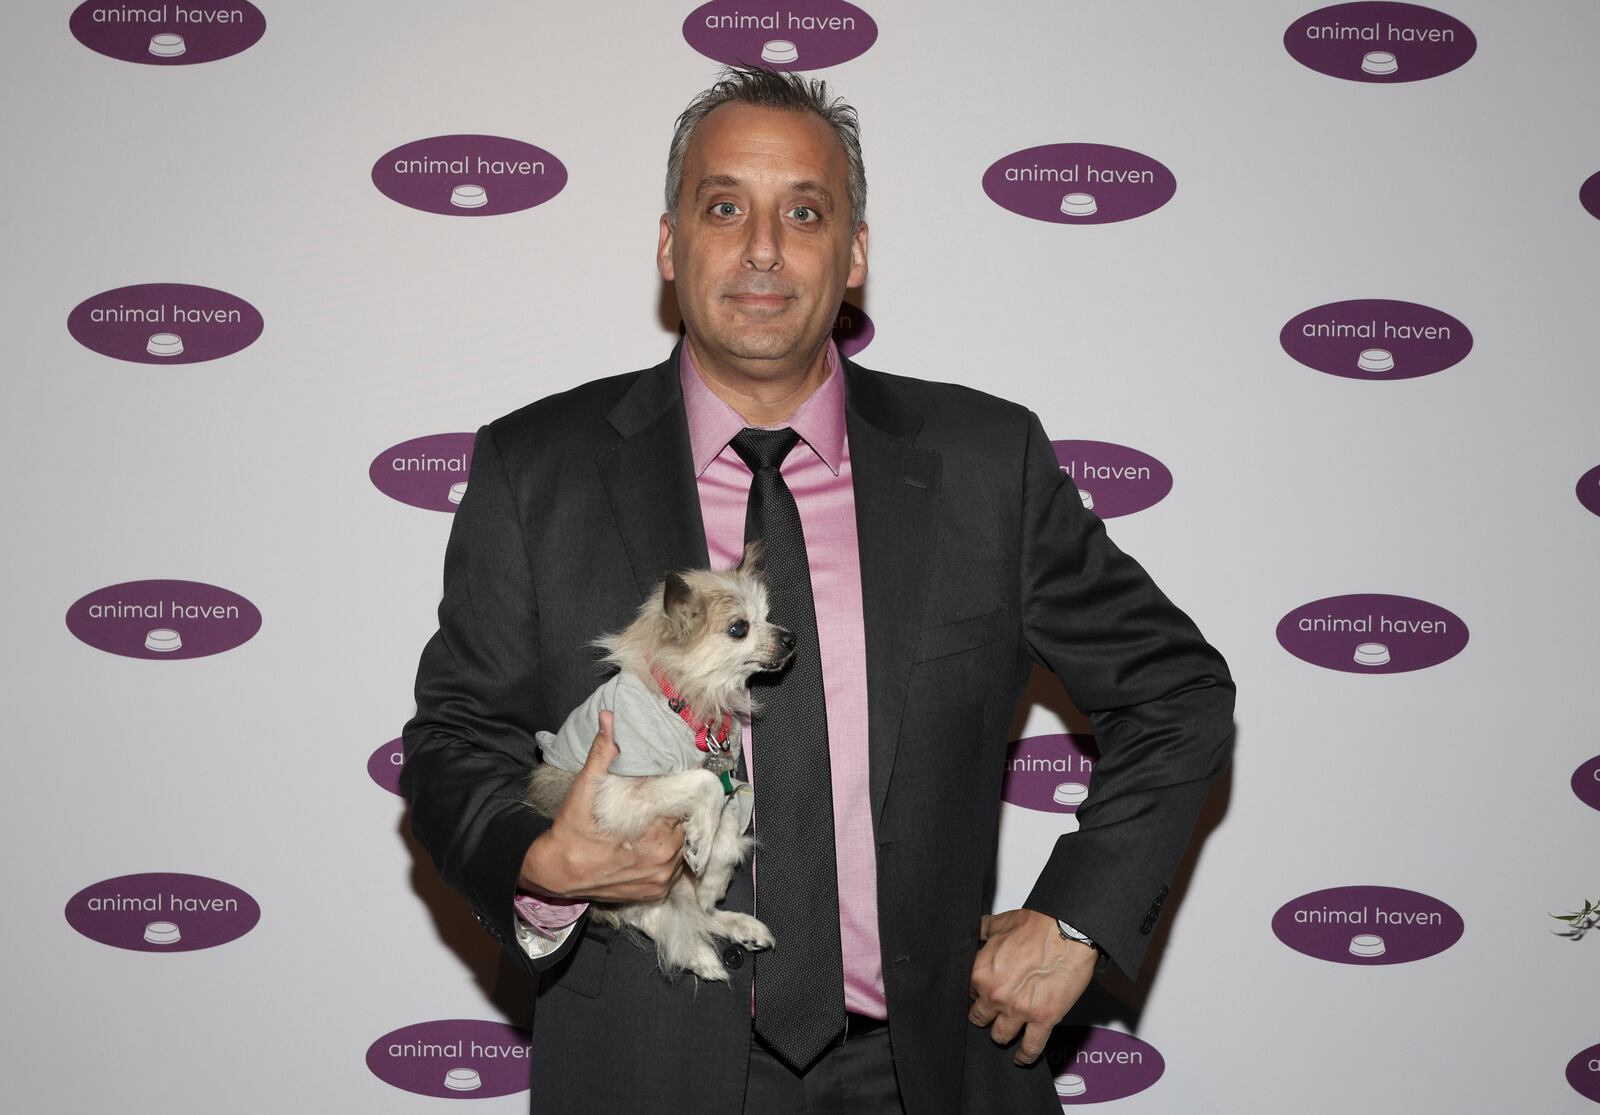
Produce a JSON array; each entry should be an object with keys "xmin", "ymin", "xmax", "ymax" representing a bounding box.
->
[{"xmin": 731, "ymin": 427, "xmax": 846, "ymax": 1071}]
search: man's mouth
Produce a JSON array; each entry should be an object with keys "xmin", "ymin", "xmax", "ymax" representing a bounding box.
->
[{"xmin": 725, "ymin": 290, "xmax": 793, "ymax": 311}]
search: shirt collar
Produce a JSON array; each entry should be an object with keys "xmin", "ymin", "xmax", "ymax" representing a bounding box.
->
[{"xmin": 679, "ymin": 338, "xmax": 847, "ymax": 477}]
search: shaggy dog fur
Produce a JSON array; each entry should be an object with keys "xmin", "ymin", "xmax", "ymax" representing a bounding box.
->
[{"xmin": 525, "ymin": 544, "xmax": 792, "ymax": 981}]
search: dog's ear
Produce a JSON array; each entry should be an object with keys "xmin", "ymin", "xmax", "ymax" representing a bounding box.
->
[
  {"xmin": 734, "ymin": 540, "xmax": 764, "ymax": 576},
  {"xmin": 663, "ymin": 572, "xmax": 693, "ymax": 616}
]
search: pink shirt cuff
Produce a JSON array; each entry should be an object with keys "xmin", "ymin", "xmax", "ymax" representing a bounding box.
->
[{"xmin": 512, "ymin": 892, "xmax": 589, "ymax": 941}]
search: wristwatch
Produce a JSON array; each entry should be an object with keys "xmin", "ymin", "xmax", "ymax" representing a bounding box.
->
[{"xmin": 1057, "ymin": 918, "xmax": 1112, "ymax": 973}]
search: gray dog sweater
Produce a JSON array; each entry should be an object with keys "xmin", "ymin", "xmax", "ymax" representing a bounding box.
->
[{"xmin": 535, "ymin": 669, "xmax": 754, "ymax": 834}]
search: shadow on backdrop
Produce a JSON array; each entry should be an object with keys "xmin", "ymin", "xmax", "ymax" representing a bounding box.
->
[
  {"xmin": 399, "ymin": 810, "xmax": 538, "ymax": 1026},
  {"xmin": 1004, "ymin": 662, "xmax": 1236, "ymax": 1040}
]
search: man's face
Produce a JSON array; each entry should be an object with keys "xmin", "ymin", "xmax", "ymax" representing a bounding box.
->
[{"xmin": 659, "ymin": 102, "xmax": 868, "ymax": 379}]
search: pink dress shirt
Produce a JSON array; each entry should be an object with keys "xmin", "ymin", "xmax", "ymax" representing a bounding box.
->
[{"xmin": 517, "ymin": 340, "xmax": 886, "ymax": 1018}]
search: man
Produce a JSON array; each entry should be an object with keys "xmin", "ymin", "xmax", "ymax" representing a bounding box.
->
[{"xmin": 402, "ymin": 66, "xmax": 1234, "ymax": 1114}]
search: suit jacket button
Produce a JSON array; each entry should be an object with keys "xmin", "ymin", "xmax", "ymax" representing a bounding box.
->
[
  {"xmin": 473, "ymin": 909, "xmax": 502, "ymax": 943},
  {"xmin": 722, "ymin": 945, "xmax": 744, "ymax": 970}
]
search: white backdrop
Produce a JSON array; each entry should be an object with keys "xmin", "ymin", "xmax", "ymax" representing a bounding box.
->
[{"xmin": 5, "ymin": 0, "xmax": 1599, "ymax": 1110}]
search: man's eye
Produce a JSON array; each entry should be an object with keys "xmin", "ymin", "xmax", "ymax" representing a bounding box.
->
[
  {"xmin": 712, "ymin": 202, "xmax": 739, "ymax": 217},
  {"xmin": 790, "ymin": 206, "xmax": 817, "ymax": 222},
  {"xmin": 728, "ymin": 620, "xmax": 749, "ymax": 640}
]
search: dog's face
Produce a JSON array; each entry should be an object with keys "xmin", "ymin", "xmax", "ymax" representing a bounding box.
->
[{"xmin": 661, "ymin": 542, "xmax": 794, "ymax": 681}]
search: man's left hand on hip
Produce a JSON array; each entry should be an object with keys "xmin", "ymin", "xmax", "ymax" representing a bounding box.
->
[{"xmin": 967, "ymin": 908, "xmax": 1098, "ymax": 1066}]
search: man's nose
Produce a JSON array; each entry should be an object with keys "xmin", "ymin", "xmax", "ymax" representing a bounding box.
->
[{"xmin": 743, "ymin": 210, "xmax": 782, "ymax": 271}]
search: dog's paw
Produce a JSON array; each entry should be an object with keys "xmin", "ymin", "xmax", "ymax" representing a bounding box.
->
[
  {"xmin": 713, "ymin": 911, "xmax": 775, "ymax": 952},
  {"xmin": 682, "ymin": 816, "xmax": 718, "ymax": 875},
  {"xmin": 682, "ymin": 833, "xmax": 711, "ymax": 876},
  {"xmin": 683, "ymin": 943, "xmax": 730, "ymax": 983}
]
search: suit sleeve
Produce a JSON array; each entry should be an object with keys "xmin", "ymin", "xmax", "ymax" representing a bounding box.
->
[
  {"xmin": 401, "ymin": 422, "xmax": 579, "ymax": 974},
  {"xmin": 1015, "ymin": 411, "xmax": 1235, "ymax": 980}
]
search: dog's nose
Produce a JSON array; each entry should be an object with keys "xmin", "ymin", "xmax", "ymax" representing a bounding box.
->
[{"xmin": 778, "ymin": 628, "xmax": 795, "ymax": 651}]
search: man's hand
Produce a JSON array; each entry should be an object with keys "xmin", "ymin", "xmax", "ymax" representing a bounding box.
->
[
  {"xmin": 519, "ymin": 711, "xmax": 686, "ymax": 902},
  {"xmin": 968, "ymin": 908, "xmax": 1098, "ymax": 1066}
]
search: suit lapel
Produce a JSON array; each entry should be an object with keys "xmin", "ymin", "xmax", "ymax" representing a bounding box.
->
[
  {"xmin": 845, "ymin": 362, "xmax": 941, "ymax": 830},
  {"xmin": 595, "ymin": 345, "xmax": 710, "ymax": 596}
]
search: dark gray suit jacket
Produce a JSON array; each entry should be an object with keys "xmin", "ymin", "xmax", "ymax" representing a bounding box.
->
[{"xmin": 402, "ymin": 346, "xmax": 1234, "ymax": 1114}]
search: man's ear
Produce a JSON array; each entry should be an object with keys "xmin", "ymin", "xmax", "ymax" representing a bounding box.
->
[
  {"xmin": 846, "ymin": 219, "xmax": 868, "ymax": 289},
  {"xmin": 657, "ymin": 214, "xmax": 676, "ymax": 282}
]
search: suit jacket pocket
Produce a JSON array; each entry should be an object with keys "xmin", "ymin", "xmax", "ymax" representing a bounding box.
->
[
  {"xmin": 542, "ymin": 922, "xmax": 611, "ymax": 1000},
  {"xmin": 914, "ymin": 607, "xmax": 1005, "ymax": 664}
]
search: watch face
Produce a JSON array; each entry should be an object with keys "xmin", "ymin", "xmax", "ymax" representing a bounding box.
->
[{"xmin": 1057, "ymin": 921, "xmax": 1096, "ymax": 947}]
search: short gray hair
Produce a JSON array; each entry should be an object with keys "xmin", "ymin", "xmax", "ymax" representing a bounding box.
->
[{"xmin": 665, "ymin": 65, "xmax": 866, "ymax": 230}]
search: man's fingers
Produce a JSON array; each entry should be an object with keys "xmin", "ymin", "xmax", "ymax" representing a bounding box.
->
[
  {"xmin": 972, "ymin": 1004, "xmax": 1044, "ymax": 1058},
  {"xmin": 979, "ymin": 914, "xmax": 993, "ymax": 941},
  {"xmin": 583, "ymin": 711, "xmax": 619, "ymax": 766},
  {"xmin": 988, "ymin": 1012, "xmax": 1023, "ymax": 1047},
  {"xmin": 1014, "ymin": 1022, "xmax": 1050, "ymax": 1066}
]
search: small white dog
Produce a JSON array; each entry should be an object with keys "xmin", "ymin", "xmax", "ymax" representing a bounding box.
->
[{"xmin": 525, "ymin": 543, "xmax": 792, "ymax": 982}]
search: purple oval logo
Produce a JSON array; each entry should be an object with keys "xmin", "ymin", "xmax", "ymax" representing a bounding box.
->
[
  {"xmin": 70, "ymin": 1, "xmax": 265, "ymax": 64},
  {"xmin": 1280, "ymin": 299, "xmax": 1470, "ymax": 380},
  {"xmin": 1284, "ymin": 3, "xmax": 1476, "ymax": 82},
  {"xmin": 1568, "ymin": 1043, "xmax": 1600, "ymax": 1103},
  {"xmin": 65, "ymin": 872, "xmax": 259, "ymax": 951},
  {"xmin": 367, "ymin": 1020, "xmax": 532, "ymax": 1098},
  {"xmin": 1572, "ymin": 756, "xmax": 1600, "ymax": 813},
  {"xmin": 370, "ymin": 434, "xmax": 475, "ymax": 512},
  {"xmin": 372, "ymin": 136, "xmax": 567, "ymax": 217},
  {"xmin": 983, "ymin": 144, "xmax": 1176, "ymax": 225},
  {"xmin": 1051, "ymin": 441, "xmax": 1172, "ymax": 518},
  {"xmin": 369, "ymin": 738, "xmax": 404, "ymax": 797},
  {"xmin": 1045, "ymin": 1026, "xmax": 1165, "ymax": 1105},
  {"xmin": 1003, "ymin": 734, "xmax": 1098, "ymax": 814},
  {"xmin": 67, "ymin": 283, "xmax": 263, "ymax": 364},
  {"xmin": 1582, "ymin": 172, "xmax": 1600, "ymax": 222},
  {"xmin": 682, "ymin": 1, "xmax": 878, "ymax": 70},
  {"xmin": 1277, "ymin": 594, "xmax": 1466, "ymax": 673},
  {"xmin": 66, "ymin": 579, "xmax": 261, "ymax": 659},
  {"xmin": 835, "ymin": 300, "xmax": 873, "ymax": 358},
  {"xmin": 1273, "ymin": 885, "xmax": 1463, "ymax": 964},
  {"xmin": 1577, "ymin": 464, "xmax": 1600, "ymax": 519}
]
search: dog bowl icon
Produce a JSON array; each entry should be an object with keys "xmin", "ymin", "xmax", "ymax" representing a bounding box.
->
[
  {"xmin": 1053, "ymin": 782, "xmax": 1089, "ymax": 807},
  {"xmin": 1353, "ymin": 642, "xmax": 1390, "ymax": 667},
  {"xmin": 1349, "ymin": 933, "xmax": 1386, "ymax": 958},
  {"xmin": 761, "ymin": 40, "xmax": 799, "ymax": 64},
  {"xmin": 144, "ymin": 628, "xmax": 183, "ymax": 654},
  {"xmin": 1054, "ymin": 1072, "xmax": 1087, "ymax": 1097},
  {"xmin": 146, "ymin": 332, "xmax": 184, "ymax": 357},
  {"xmin": 444, "ymin": 1067, "xmax": 482, "ymax": 1091},
  {"xmin": 143, "ymin": 921, "xmax": 181, "ymax": 945},
  {"xmin": 1357, "ymin": 348, "xmax": 1394, "ymax": 373},
  {"xmin": 1361, "ymin": 51, "xmax": 1398, "ymax": 75}
]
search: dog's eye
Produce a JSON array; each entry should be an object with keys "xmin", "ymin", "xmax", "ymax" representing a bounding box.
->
[{"xmin": 728, "ymin": 620, "xmax": 749, "ymax": 640}]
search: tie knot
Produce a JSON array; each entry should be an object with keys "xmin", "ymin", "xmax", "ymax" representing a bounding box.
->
[{"xmin": 731, "ymin": 427, "xmax": 801, "ymax": 472}]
